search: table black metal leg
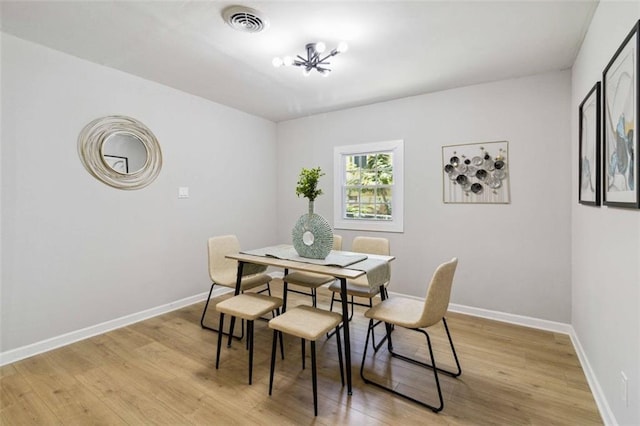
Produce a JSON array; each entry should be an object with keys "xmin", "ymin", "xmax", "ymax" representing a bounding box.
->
[
  {"xmin": 339, "ymin": 277, "xmax": 352, "ymax": 395},
  {"xmin": 282, "ymin": 268, "xmax": 289, "ymax": 313}
]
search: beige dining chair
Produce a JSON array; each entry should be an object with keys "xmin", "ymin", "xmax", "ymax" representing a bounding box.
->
[
  {"xmin": 268, "ymin": 305, "xmax": 344, "ymax": 416},
  {"xmin": 327, "ymin": 236, "xmax": 390, "ymax": 347},
  {"xmin": 283, "ymin": 234, "xmax": 342, "ymax": 307},
  {"xmin": 215, "ymin": 293, "xmax": 283, "ymax": 385},
  {"xmin": 359, "ymin": 257, "xmax": 461, "ymax": 412},
  {"xmin": 328, "ymin": 236, "xmax": 390, "ymax": 315},
  {"xmin": 200, "ymin": 235, "xmax": 273, "ymax": 340}
]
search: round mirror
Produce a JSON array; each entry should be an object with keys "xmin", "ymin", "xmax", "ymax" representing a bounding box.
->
[
  {"xmin": 101, "ymin": 132, "xmax": 148, "ymax": 174},
  {"xmin": 78, "ymin": 116, "xmax": 162, "ymax": 190}
]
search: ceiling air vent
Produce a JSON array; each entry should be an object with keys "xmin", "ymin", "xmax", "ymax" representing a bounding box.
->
[{"xmin": 222, "ymin": 6, "xmax": 269, "ymax": 33}]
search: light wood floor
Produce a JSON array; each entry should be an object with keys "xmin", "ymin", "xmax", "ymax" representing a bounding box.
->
[{"xmin": 1, "ymin": 280, "xmax": 602, "ymax": 425}]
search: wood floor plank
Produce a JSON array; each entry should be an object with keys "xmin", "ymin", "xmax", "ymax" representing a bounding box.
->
[{"xmin": 0, "ymin": 283, "xmax": 602, "ymax": 425}]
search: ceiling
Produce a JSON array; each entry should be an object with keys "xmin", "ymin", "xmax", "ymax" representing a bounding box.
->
[{"xmin": 0, "ymin": 1, "xmax": 598, "ymax": 122}]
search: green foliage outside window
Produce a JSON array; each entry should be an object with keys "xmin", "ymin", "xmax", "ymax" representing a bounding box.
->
[{"xmin": 345, "ymin": 153, "xmax": 393, "ymax": 220}]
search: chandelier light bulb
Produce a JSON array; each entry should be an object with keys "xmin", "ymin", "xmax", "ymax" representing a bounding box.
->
[
  {"xmin": 337, "ymin": 41, "xmax": 349, "ymax": 53},
  {"xmin": 272, "ymin": 57, "xmax": 283, "ymax": 68},
  {"xmin": 283, "ymin": 56, "xmax": 294, "ymax": 66},
  {"xmin": 315, "ymin": 42, "xmax": 326, "ymax": 54}
]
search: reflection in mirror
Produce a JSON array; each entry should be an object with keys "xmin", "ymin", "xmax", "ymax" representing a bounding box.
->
[{"xmin": 102, "ymin": 132, "xmax": 148, "ymax": 174}]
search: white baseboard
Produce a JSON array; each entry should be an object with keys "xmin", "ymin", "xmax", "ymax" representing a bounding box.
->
[
  {"xmin": 568, "ymin": 329, "xmax": 617, "ymax": 426},
  {"xmin": 0, "ymin": 287, "xmax": 230, "ymax": 367},
  {"xmin": 447, "ymin": 302, "xmax": 574, "ymax": 334}
]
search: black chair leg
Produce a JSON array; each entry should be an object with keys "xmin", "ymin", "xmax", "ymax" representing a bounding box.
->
[
  {"xmin": 327, "ymin": 294, "xmax": 354, "ymax": 339},
  {"xmin": 424, "ymin": 330, "xmax": 444, "ymax": 411},
  {"xmin": 200, "ymin": 284, "xmax": 215, "ymax": 328},
  {"xmin": 311, "ymin": 340, "xmax": 318, "ymax": 416},
  {"xmin": 301, "ymin": 339, "xmax": 306, "ymax": 370},
  {"xmin": 360, "ymin": 319, "xmax": 459, "ymax": 412},
  {"xmin": 443, "ymin": 318, "xmax": 462, "ymax": 376},
  {"xmin": 329, "ymin": 292, "xmax": 353, "ymax": 319}
]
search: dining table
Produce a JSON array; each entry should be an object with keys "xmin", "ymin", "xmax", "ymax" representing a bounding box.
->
[{"xmin": 226, "ymin": 244, "xmax": 395, "ymax": 395}]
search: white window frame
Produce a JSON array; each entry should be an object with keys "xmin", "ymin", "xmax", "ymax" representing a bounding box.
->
[{"xmin": 333, "ymin": 140, "xmax": 404, "ymax": 233}]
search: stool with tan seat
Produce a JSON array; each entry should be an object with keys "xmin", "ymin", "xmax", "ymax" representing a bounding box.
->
[
  {"xmin": 268, "ymin": 305, "xmax": 344, "ymax": 416},
  {"xmin": 201, "ymin": 235, "xmax": 273, "ymax": 340},
  {"xmin": 215, "ymin": 293, "xmax": 283, "ymax": 385}
]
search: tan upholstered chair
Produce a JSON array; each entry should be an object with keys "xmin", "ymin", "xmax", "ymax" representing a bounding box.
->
[
  {"xmin": 328, "ymin": 236, "xmax": 391, "ymax": 316},
  {"xmin": 200, "ymin": 235, "xmax": 273, "ymax": 339},
  {"xmin": 215, "ymin": 293, "xmax": 283, "ymax": 384},
  {"xmin": 283, "ymin": 235, "xmax": 342, "ymax": 307},
  {"xmin": 360, "ymin": 258, "xmax": 461, "ymax": 412},
  {"xmin": 268, "ymin": 306, "xmax": 344, "ymax": 416}
]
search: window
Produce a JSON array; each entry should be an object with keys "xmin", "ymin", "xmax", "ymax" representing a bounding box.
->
[{"xmin": 334, "ymin": 140, "xmax": 404, "ymax": 233}]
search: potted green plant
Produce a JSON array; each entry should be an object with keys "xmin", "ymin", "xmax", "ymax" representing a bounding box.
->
[{"xmin": 295, "ymin": 166, "xmax": 325, "ymax": 214}]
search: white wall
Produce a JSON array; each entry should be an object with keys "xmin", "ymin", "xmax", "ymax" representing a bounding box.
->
[
  {"xmin": 277, "ymin": 71, "xmax": 572, "ymax": 323},
  {"xmin": 0, "ymin": 34, "xmax": 278, "ymax": 352},
  {"xmin": 571, "ymin": 2, "xmax": 640, "ymax": 425}
]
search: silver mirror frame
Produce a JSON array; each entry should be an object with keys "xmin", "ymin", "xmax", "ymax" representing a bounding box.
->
[{"xmin": 78, "ymin": 115, "xmax": 162, "ymax": 190}]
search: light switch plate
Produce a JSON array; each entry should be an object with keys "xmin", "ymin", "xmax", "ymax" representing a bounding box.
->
[{"xmin": 178, "ymin": 187, "xmax": 189, "ymax": 199}]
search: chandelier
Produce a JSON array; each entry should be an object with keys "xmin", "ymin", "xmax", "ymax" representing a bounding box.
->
[{"xmin": 272, "ymin": 41, "xmax": 348, "ymax": 76}]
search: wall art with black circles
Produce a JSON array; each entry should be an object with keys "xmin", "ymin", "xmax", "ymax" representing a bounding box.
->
[{"xmin": 442, "ymin": 141, "xmax": 510, "ymax": 204}]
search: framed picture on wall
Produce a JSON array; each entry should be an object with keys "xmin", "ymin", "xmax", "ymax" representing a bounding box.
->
[
  {"xmin": 578, "ymin": 82, "xmax": 601, "ymax": 206},
  {"xmin": 104, "ymin": 155, "xmax": 129, "ymax": 174},
  {"xmin": 602, "ymin": 20, "xmax": 640, "ymax": 209}
]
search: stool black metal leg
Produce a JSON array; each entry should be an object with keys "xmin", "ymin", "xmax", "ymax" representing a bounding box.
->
[
  {"xmin": 227, "ymin": 316, "xmax": 236, "ymax": 348},
  {"xmin": 335, "ymin": 326, "xmax": 344, "ymax": 386},
  {"xmin": 215, "ymin": 313, "xmax": 225, "ymax": 369},
  {"xmin": 248, "ymin": 320, "xmax": 254, "ymax": 384},
  {"xmin": 279, "ymin": 331, "xmax": 285, "ymax": 360},
  {"xmin": 311, "ymin": 340, "xmax": 318, "ymax": 417},
  {"xmin": 301, "ymin": 338, "xmax": 306, "ymax": 370},
  {"xmin": 269, "ymin": 329, "xmax": 278, "ymax": 395}
]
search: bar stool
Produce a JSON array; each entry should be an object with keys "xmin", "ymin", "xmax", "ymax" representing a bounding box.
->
[
  {"xmin": 215, "ymin": 293, "xmax": 283, "ymax": 385},
  {"xmin": 268, "ymin": 305, "xmax": 344, "ymax": 416}
]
